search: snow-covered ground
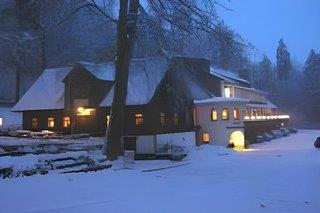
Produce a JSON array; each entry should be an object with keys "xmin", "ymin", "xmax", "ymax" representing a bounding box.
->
[{"xmin": 0, "ymin": 130, "xmax": 319, "ymax": 213}]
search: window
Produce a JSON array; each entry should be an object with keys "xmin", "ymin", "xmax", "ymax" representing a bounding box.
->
[
  {"xmin": 222, "ymin": 108, "xmax": 229, "ymax": 120},
  {"xmin": 202, "ymin": 133, "xmax": 210, "ymax": 143},
  {"xmin": 48, "ymin": 117, "xmax": 55, "ymax": 128},
  {"xmin": 174, "ymin": 113, "xmax": 179, "ymax": 125},
  {"xmin": 106, "ymin": 115, "xmax": 110, "ymax": 127},
  {"xmin": 233, "ymin": 108, "xmax": 240, "ymax": 120},
  {"xmin": 160, "ymin": 113, "xmax": 166, "ymax": 126},
  {"xmin": 224, "ymin": 85, "xmax": 234, "ymax": 98},
  {"xmin": 211, "ymin": 108, "xmax": 218, "ymax": 121},
  {"xmin": 0, "ymin": 117, "xmax": 2, "ymax": 126},
  {"xmin": 242, "ymin": 109, "xmax": 247, "ymax": 117},
  {"xmin": 32, "ymin": 118, "xmax": 38, "ymax": 129},
  {"xmin": 135, "ymin": 113, "xmax": 144, "ymax": 125},
  {"xmin": 76, "ymin": 107, "xmax": 95, "ymax": 116},
  {"xmin": 251, "ymin": 109, "xmax": 257, "ymax": 117},
  {"xmin": 256, "ymin": 109, "xmax": 262, "ymax": 116},
  {"xmin": 63, "ymin": 117, "xmax": 71, "ymax": 128}
]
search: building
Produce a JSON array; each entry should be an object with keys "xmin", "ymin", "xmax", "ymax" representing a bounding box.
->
[
  {"xmin": 0, "ymin": 104, "xmax": 22, "ymax": 130},
  {"xmin": 12, "ymin": 56, "xmax": 289, "ymax": 152}
]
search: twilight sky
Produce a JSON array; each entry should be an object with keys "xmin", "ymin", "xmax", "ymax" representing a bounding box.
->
[{"xmin": 216, "ymin": 0, "xmax": 320, "ymax": 63}]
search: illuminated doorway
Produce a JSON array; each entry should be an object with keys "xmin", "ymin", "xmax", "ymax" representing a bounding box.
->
[{"xmin": 229, "ymin": 131, "xmax": 245, "ymax": 149}]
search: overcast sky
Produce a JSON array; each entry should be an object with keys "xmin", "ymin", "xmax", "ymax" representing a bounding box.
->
[{"xmin": 216, "ymin": 0, "xmax": 320, "ymax": 63}]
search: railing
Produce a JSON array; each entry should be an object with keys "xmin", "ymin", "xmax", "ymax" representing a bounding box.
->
[{"xmin": 244, "ymin": 115, "xmax": 290, "ymax": 121}]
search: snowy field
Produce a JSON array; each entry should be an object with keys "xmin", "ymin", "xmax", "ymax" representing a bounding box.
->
[{"xmin": 0, "ymin": 129, "xmax": 319, "ymax": 213}]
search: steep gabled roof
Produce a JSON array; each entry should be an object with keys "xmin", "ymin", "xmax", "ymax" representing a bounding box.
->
[
  {"xmin": 194, "ymin": 97, "xmax": 249, "ymax": 105},
  {"xmin": 210, "ymin": 67, "xmax": 251, "ymax": 86},
  {"xmin": 12, "ymin": 57, "xmax": 170, "ymax": 111},
  {"xmin": 99, "ymin": 57, "xmax": 169, "ymax": 106},
  {"xmin": 12, "ymin": 67, "xmax": 72, "ymax": 111},
  {"xmin": 78, "ymin": 61, "xmax": 115, "ymax": 81}
]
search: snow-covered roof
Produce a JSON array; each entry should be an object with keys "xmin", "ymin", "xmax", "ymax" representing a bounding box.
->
[
  {"xmin": 100, "ymin": 57, "xmax": 169, "ymax": 106},
  {"xmin": 194, "ymin": 97, "xmax": 249, "ymax": 105},
  {"xmin": 210, "ymin": 67, "xmax": 251, "ymax": 85},
  {"xmin": 78, "ymin": 62, "xmax": 115, "ymax": 81},
  {"xmin": 246, "ymin": 100, "xmax": 278, "ymax": 109},
  {"xmin": 12, "ymin": 67, "xmax": 72, "ymax": 111}
]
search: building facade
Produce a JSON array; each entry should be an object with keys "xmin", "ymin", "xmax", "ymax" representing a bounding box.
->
[{"xmin": 12, "ymin": 56, "xmax": 290, "ymax": 152}]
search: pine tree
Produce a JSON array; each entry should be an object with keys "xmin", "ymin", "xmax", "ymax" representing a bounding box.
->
[
  {"xmin": 276, "ymin": 39, "xmax": 291, "ymax": 80},
  {"xmin": 259, "ymin": 55, "xmax": 273, "ymax": 89},
  {"xmin": 303, "ymin": 49, "xmax": 320, "ymax": 123},
  {"xmin": 304, "ymin": 49, "xmax": 318, "ymax": 76}
]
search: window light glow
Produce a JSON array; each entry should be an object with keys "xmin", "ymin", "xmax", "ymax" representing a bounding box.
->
[
  {"xmin": 63, "ymin": 117, "xmax": 71, "ymax": 128},
  {"xmin": 48, "ymin": 117, "xmax": 55, "ymax": 128},
  {"xmin": 222, "ymin": 108, "xmax": 229, "ymax": 120},
  {"xmin": 224, "ymin": 87, "xmax": 231, "ymax": 98},
  {"xmin": 135, "ymin": 113, "xmax": 144, "ymax": 125},
  {"xmin": 233, "ymin": 108, "xmax": 240, "ymax": 120},
  {"xmin": 211, "ymin": 108, "xmax": 217, "ymax": 121},
  {"xmin": 76, "ymin": 107, "xmax": 95, "ymax": 116},
  {"xmin": 202, "ymin": 133, "xmax": 210, "ymax": 143},
  {"xmin": 0, "ymin": 117, "xmax": 2, "ymax": 126}
]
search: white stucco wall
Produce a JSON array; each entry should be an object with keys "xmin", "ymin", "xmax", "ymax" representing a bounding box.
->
[
  {"xmin": 156, "ymin": 131, "xmax": 196, "ymax": 149},
  {"xmin": 194, "ymin": 101, "xmax": 246, "ymax": 147},
  {"xmin": 136, "ymin": 135, "xmax": 156, "ymax": 154}
]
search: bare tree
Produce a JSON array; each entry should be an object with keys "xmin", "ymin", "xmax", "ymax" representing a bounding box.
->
[{"xmin": 54, "ymin": 0, "xmax": 250, "ymax": 160}]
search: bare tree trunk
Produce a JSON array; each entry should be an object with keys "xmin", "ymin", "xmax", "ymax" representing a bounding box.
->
[
  {"xmin": 104, "ymin": 0, "xmax": 139, "ymax": 160},
  {"xmin": 15, "ymin": 68, "xmax": 20, "ymax": 103}
]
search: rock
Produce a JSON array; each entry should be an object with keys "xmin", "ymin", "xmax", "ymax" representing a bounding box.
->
[{"xmin": 314, "ymin": 137, "xmax": 320, "ymax": 148}]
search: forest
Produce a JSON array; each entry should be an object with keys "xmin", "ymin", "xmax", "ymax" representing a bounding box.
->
[{"xmin": 0, "ymin": 0, "xmax": 319, "ymax": 128}]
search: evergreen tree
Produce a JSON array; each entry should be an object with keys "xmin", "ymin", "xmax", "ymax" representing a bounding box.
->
[
  {"xmin": 276, "ymin": 39, "xmax": 291, "ymax": 80},
  {"xmin": 303, "ymin": 49, "xmax": 320, "ymax": 123},
  {"xmin": 304, "ymin": 49, "xmax": 318, "ymax": 75},
  {"xmin": 259, "ymin": 55, "xmax": 273, "ymax": 89}
]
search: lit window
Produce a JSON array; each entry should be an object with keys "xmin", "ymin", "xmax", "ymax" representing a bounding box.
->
[
  {"xmin": 233, "ymin": 108, "xmax": 240, "ymax": 120},
  {"xmin": 48, "ymin": 117, "xmax": 55, "ymax": 128},
  {"xmin": 160, "ymin": 113, "xmax": 166, "ymax": 126},
  {"xmin": 174, "ymin": 113, "xmax": 179, "ymax": 125},
  {"xmin": 222, "ymin": 108, "xmax": 229, "ymax": 120},
  {"xmin": 63, "ymin": 117, "xmax": 71, "ymax": 128},
  {"xmin": 106, "ymin": 115, "xmax": 110, "ymax": 126},
  {"xmin": 211, "ymin": 108, "xmax": 217, "ymax": 121},
  {"xmin": 202, "ymin": 133, "xmax": 210, "ymax": 143},
  {"xmin": 76, "ymin": 107, "xmax": 95, "ymax": 116},
  {"xmin": 224, "ymin": 86, "xmax": 234, "ymax": 98},
  {"xmin": 32, "ymin": 118, "xmax": 38, "ymax": 129},
  {"xmin": 0, "ymin": 117, "xmax": 2, "ymax": 126},
  {"xmin": 135, "ymin": 113, "xmax": 144, "ymax": 125}
]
